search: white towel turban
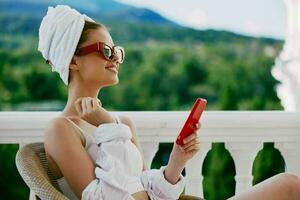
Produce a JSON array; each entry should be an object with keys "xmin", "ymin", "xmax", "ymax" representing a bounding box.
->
[{"xmin": 38, "ymin": 5, "xmax": 95, "ymax": 85}]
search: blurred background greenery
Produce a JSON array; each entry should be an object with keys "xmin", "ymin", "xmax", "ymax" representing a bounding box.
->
[{"xmin": 0, "ymin": 0, "xmax": 286, "ymax": 199}]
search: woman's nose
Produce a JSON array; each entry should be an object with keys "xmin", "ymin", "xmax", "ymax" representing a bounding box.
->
[{"xmin": 111, "ymin": 52, "xmax": 120, "ymax": 64}]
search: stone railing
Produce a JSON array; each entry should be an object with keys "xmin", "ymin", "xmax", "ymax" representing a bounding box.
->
[{"xmin": 0, "ymin": 111, "xmax": 300, "ymax": 198}]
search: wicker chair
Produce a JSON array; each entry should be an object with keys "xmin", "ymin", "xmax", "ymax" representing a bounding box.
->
[
  {"xmin": 16, "ymin": 142, "xmax": 203, "ymax": 200},
  {"xmin": 16, "ymin": 142, "xmax": 68, "ymax": 200}
]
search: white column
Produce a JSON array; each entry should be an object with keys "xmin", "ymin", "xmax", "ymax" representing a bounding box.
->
[
  {"xmin": 272, "ymin": 0, "xmax": 300, "ymax": 111},
  {"xmin": 185, "ymin": 142, "xmax": 211, "ymax": 197},
  {"xmin": 225, "ymin": 142, "xmax": 262, "ymax": 194},
  {"xmin": 275, "ymin": 142, "xmax": 300, "ymax": 176},
  {"xmin": 140, "ymin": 141, "xmax": 160, "ymax": 169}
]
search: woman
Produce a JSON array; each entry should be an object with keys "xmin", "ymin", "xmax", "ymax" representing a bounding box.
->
[
  {"xmin": 39, "ymin": 5, "xmax": 300, "ymax": 200},
  {"xmin": 40, "ymin": 5, "xmax": 199, "ymax": 200}
]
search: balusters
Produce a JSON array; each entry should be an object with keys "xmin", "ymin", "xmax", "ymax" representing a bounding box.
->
[
  {"xmin": 225, "ymin": 142, "xmax": 262, "ymax": 194},
  {"xmin": 185, "ymin": 142, "xmax": 212, "ymax": 197},
  {"xmin": 275, "ymin": 142, "xmax": 300, "ymax": 176}
]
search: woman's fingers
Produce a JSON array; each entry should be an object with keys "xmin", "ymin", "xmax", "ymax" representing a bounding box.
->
[
  {"xmin": 74, "ymin": 97, "xmax": 82, "ymax": 105},
  {"xmin": 92, "ymin": 98, "xmax": 103, "ymax": 111},
  {"xmin": 81, "ymin": 98, "xmax": 87, "ymax": 114},
  {"xmin": 75, "ymin": 97, "xmax": 102, "ymax": 115},
  {"xmin": 182, "ymin": 135, "xmax": 200, "ymax": 150},
  {"xmin": 195, "ymin": 122, "xmax": 201, "ymax": 130},
  {"xmin": 75, "ymin": 97, "xmax": 83, "ymax": 114},
  {"xmin": 75, "ymin": 103, "xmax": 82, "ymax": 114},
  {"xmin": 85, "ymin": 97, "xmax": 93, "ymax": 112},
  {"xmin": 92, "ymin": 98, "xmax": 99, "ymax": 111},
  {"xmin": 183, "ymin": 132, "xmax": 198, "ymax": 145},
  {"xmin": 183, "ymin": 142, "xmax": 200, "ymax": 152},
  {"xmin": 181, "ymin": 137, "xmax": 200, "ymax": 152},
  {"xmin": 188, "ymin": 122, "xmax": 201, "ymax": 133}
]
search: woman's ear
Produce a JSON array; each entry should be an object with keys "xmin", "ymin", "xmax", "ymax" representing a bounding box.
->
[{"xmin": 69, "ymin": 56, "xmax": 80, "ymax": 70}]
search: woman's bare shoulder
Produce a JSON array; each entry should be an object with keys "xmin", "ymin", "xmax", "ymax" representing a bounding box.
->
[
  {"xmin": 44, "ymin": 117, "xmax": 84, "ymax": 152},
  {"xmin": 118, "ymin": 115, "xmax": 135, "ymax": 128},
  {"xmin": 45, "ymin": 117, "xmax": 73, "ymax": 138},
  {"xmin": 44, "ymin": 117, "xmax": 96, "ymax": 199}
]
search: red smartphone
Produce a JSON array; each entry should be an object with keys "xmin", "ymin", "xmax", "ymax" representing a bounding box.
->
[{"xmin": 176, "ymin": 98, "xmax": 207, "ymax": 146}]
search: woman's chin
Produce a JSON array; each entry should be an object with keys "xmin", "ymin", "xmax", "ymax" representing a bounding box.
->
[
  {"xmin": 111, "ymin": 79, "xmax": 119, "ymax": 86},
  {"xmin": 102, "ymin": 79, "xmax": 119, "ymax": 88},
  {"xmin": 111, "ymin": 77, "xmax": 119, "ymax": 85}
]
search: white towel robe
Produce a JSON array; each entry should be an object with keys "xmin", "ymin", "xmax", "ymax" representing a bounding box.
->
[{"xmin": 82, "ymin": 123, "xmax": 185, "ymax": 200}]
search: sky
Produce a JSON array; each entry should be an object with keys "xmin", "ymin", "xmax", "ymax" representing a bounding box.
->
[{"xmin": 117, "ymin": 0, "xmax": 286, "ymax": 39}]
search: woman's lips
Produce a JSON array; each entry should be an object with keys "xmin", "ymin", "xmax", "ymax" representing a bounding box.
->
[{"xmin": 105, "ymin": 65, "xmax": 118, "ymax": 74}]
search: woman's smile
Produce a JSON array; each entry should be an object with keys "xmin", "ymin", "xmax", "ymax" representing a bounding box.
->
[{"xmin": 105, "ymin": 65, "xmax": 118, "ymax": 74}]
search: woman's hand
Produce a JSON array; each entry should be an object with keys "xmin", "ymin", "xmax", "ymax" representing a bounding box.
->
[
  {"xmin": 163, "ymin": 122, "xmax": 201, "ymax": 184},
  {"xmin": 74, "ymin": 97, "xmax": 116, "ymax": 126},
  {"xmin": 170, "ymin": 122, "xmax": 201, "ymax": 165}
]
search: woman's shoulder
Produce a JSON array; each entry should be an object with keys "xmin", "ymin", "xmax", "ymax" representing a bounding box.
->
[
  {"xmin": 118, "ymin": 115, "xmax": 140, "ymax": 141},
  {"xmin": 45, "ymin": 116, "xmax": 76, "ymax": 136},
  {"xmin": 44, "ymin": 117, "xmax": 96, "ymax": 189},
  {"xmin": 44, "ymin": 116, "xmax": 84, "ymax": 150},
  {"xmin": 118, "ymin": 115, "xmax": 135, "ymax": 129}
]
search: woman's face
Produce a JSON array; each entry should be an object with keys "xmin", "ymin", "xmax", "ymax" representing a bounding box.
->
[{"xmin": 73, "ymin": 27, "xmax": 120, "ymax": 87}]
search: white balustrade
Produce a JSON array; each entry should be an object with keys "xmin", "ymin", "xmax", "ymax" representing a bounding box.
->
[
  {"xmin": 185, "ymin": 142, "xmax": 211, "ymax": 197},
  {"xmin": 0, "ymin": 111, "xmax": 300, "ymax": 198},
  {"xmin": 226, "ymin": 142, "xmax": 262, "ymax": 194},
  {"xmin": 275, "ymin": 142, "xmax": 300, "ymax": 176}
]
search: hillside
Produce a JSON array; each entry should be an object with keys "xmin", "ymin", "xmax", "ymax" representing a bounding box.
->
[
  {"xmin": 0, "ymin": 0, "xmax": 176, "ymax": 25},
  {"xmin": 0, "ymin": 0, "xmax": 281, "ymax": 45}
]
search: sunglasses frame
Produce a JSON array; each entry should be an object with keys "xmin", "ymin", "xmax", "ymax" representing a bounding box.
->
[{"xmin": 76, "ymin": 42, "xmax": 125, "ymax": 63}]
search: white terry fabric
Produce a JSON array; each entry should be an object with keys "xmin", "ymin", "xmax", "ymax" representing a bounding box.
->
[
  {"xmin": 82, "ymin": 122, "xmax": 186, "ymax": 200},
  {"xmin": 38, "ymin": 5, "xmax": 94, "ymax": 85},
  {"xmin": 56, "ymin": 116, "xmax": 185, "ymax": 200},
  {"xmin": 141, "ymin": 166, "xmax": 185, "ymax": 200},
  {"xmin": 82, "ymin": 123, "xmax": 145, "ymax": 200}
]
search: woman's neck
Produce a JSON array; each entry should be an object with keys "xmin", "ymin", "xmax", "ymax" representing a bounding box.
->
[{"xmin": 61, "ymin": 82, "xmax": 101, "ymax": 117}]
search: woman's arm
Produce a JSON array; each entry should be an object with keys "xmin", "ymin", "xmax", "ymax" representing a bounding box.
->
[
  {"xmin": 164, "ymin": 123, "xmax": 201, "ymax": 184},
  {"xmin": 44, "ymin": 117, "xmax": 96, "ymax": 199}
]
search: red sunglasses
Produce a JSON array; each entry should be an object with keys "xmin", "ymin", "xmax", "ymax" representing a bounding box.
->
[{"xmin": 76, "ymin": 42, "xmax": 125, "ymax": 64}]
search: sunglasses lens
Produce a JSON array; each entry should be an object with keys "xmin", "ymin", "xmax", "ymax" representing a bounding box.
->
[
  {"xmin": 115, "ymin": 47, "xmax": 125, "ymax": 63},
  {"xmin": 103, "ymin": 45, "xmax": 112, "ymax": 59}
]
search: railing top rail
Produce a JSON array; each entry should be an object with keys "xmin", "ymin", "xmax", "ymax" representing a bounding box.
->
[{"xmin": 0, "ymin": 111, "xmax": 300, "ymax": 144}]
